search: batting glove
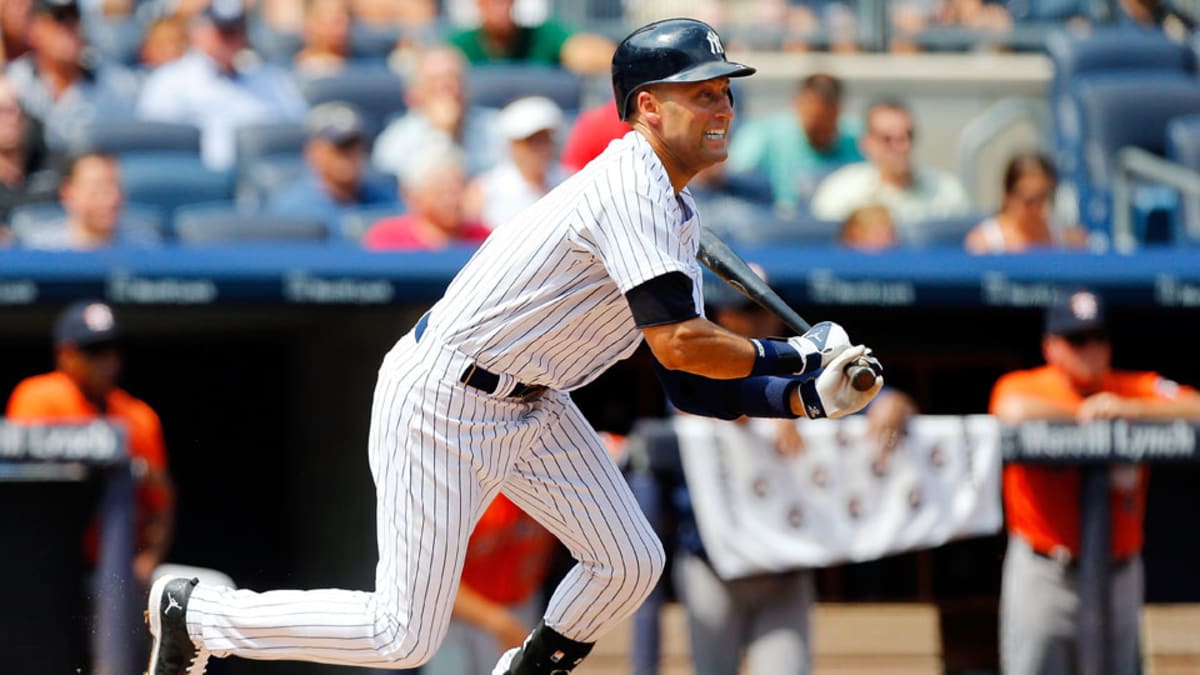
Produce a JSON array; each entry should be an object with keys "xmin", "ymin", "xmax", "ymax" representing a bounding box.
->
[
  {"xmin": 786, "ymin": 321, "xmax": 851, "ymax": 373},
  {"xmin": 799, "ymin": 345, "xmax": 885, "ymax": 419}
]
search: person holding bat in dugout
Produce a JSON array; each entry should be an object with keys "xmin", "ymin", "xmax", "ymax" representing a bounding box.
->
[{"xmin": 145, "ymin": 18, "xmax": 884, "ymax": 675}]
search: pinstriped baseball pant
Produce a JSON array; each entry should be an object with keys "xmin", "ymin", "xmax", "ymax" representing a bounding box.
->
[{"xmin": 183, "ymin": 329, "xmax": 665, "ymax": 668}]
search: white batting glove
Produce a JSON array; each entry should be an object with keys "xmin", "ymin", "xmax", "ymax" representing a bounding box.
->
[
  {"xmin": 799, "ymin": 345, "xmax": 885, "ymax": 419},
  {"xmin": 786, "ymin": 321, "xmax": 851, "ymax": 372}
]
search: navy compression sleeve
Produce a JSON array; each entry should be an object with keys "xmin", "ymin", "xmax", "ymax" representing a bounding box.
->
[{"xmin": 651, "ymin": 357, "xmax": 803, "ymax": 419}]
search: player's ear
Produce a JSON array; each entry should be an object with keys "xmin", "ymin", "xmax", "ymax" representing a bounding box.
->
[{"xmin": 635, "ymin": 89, "xmax": 661, "ymax": 126}]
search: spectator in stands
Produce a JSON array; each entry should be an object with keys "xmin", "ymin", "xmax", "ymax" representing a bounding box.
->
[
  {"xmin": 889, "ymin": 0, "xmax": 1012, "ymax": 52},
  {"xmin": 841, "ymin": 204, "xmax": 898, "ymax": 252},
  {"xmin": 560, "ymin": 99, "xmax": 630, "ymax": 174},
  {"xmin": 965, "ymin": 152, "xmax": 1088, "ymax": 254},
  {"xmin": 991, "ymin": 288, "xmax": 1200, "ymax": 675},
  {"xmin": 727, "ymin": 73, "xmax": 861, "ymax": 210},
  {"xmin": 17, "ymin": 151, "xmax": 160, "ymax": 249},
  {"xmin": 423, "ymin": 494, "xmax": 558, "ymax": 675},
  {"xmin": 1, "ymin": 0, "xmax": 33, "ymax": 63},
  {"xmin": 684, "ymin": 162, "xmax": 778, "ymax": 245},
  {"xmin": 6, "ymin": 299, "xmax": 176, "ymax": 587},
  {"xmin": 267, "ymin": 102, "xmax": 396, "ymax": 231},
  {"xmin": 349, "ymin": 0, "xmax": 435, "ymax": 28},
  {"xmin": 1115, "ymin": 0, "xmax": 1196, "ymax": 41},
  {"xmin": 0, "ymin": 74, "xmax": 58, "ymax": 228},
  {"xmin": 447, "ymin": 0, "xmax": 615, "ymax": 74},
  {"xmin": 372, "ymin": 45, "xmax": 502, "ymax": 178},
  {"xmin": 363, "ymin": 142, "xmax": 489, "ymax": 250},
  {"xmin": 138, "ymin": 15, "xmax": 189, "ymax": 70},
  {"xmin": 137, "ymin": 0, "xmax": 308, "ymax": 170},
  {"xmin": 464, "ymin": 95, "xmax": 565, "ymax": 230},
  {"xmin": 781, "ymin": 1, "xmax": 860, "ymax": 52},
  {"xmin": 293, "ymin": 0, "xmax": 351, "ymax": 76},
  {"xmin": 5, "ymin": 0, "xmax": 138, "ymax": 150},
  {"xmin": 810, "ymin": 98, "xmax": 969, "ymax": 225}
]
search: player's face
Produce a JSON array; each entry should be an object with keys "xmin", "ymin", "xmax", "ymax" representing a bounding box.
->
[
  {"xmin": 655, "ymin": 78, "xmax": 735, "ymax": 173},
  {"xmin": 1044, "ymin": 331, "xmax": 1112, "ymax": 392}
]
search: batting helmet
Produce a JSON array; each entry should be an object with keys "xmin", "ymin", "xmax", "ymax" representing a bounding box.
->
[{"xmin": 612, "ymin": 18, "xmax": 756, "ymax": 122}]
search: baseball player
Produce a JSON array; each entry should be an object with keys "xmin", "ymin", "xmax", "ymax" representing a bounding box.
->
[{"xmin": 145, "ymin": 18, "xmax": 883, "ymax": 675}]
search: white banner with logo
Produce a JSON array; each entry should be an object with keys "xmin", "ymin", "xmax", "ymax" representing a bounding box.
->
[{"xmin": 676, "ymin": 415, "xmax": 1003, "ymax": 580}]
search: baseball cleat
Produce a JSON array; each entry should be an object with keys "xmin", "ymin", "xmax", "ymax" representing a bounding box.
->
[{"xmin": 146, "ymin": 576, "xmax": 209, "ymax": 675}]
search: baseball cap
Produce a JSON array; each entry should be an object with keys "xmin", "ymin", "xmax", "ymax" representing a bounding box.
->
[
  {"xmin": 54, "ymin": 300, "xmax": 120, "ymax": 349},
  {"xmin": 499, "ymin": 96, "xmax": 563, "ymax": 141},
  {"xmin": 1044, "ymin": 288, "xmax": 1106, "ymax": 336},
  {"xmin": 305, "ymin": 102, "xmax": 367, "ymax": 146},
  {"xmin": 202, "ymin": 0, "xmax": 247, "ymax": 31},
  {"xmin": 33, "ymin": 0, "xmax": 80, "ymax": 21}
]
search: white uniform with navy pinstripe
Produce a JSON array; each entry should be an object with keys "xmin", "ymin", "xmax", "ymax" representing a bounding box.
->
[{"xmin": 183, "ymin": 131, "xmax": 687, "ymax": 667}]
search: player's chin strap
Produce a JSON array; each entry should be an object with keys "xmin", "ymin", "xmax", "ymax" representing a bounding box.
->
[{"xmin": 501, "ymin": 621, "xmax": 594, "ymax": 675}]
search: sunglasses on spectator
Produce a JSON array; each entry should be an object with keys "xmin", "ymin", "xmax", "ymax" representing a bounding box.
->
[
  {"xmin": 1013, "ymin": 189, "xmax": 1052, "ymax": 206},
  {"xmin": 1062, "ymin": 330, "xmax": 1109, "ymax": 347},
  {"xmin": 871, "ymin": 129, "xmax": 914, "ymax": 145}
]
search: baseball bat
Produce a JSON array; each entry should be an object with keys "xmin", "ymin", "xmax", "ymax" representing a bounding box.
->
[{"xmin": 696, "ymin": 227, "xmax": 881, "ymax": 392}]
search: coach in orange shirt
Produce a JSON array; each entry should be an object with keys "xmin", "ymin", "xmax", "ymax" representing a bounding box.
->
[
  {"xmin": 991, "ymin": 289, "xmax": 1200, "ymax": 675},
  {"xmin": 6, "ymin": 300, "xmax": 175, "ymax": 587}
]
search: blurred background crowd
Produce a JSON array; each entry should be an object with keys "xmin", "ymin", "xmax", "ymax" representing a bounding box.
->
[{"xmin": 1, "ymin": 0, "xmax": 1200, "ymax": 251}]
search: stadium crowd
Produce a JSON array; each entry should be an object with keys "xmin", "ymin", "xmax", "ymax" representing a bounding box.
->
[{"xmin": 0, "ymin": 0, "xmax": 1197, "ymax": 251}]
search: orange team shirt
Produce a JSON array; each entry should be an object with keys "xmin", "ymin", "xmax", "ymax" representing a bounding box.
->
[
  {"xmin": 991, "ymin": 365, "xmax": 1192, "ymax": 559},
  {"xmin": 6, "ymin": 371, "xmax": 172, "ymax": 556},
  {"xmin": 459, "ymin": 494, "xmax": 557, "ymax": 606}
]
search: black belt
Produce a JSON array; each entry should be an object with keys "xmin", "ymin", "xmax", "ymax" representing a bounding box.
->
[
  {"xmin": 1031, "ymin": 546, "xmax": 1135, "ymax": 572},
  {"xmin": 413, "ymin": 312, "xmax": 547, "ymax": 401}
]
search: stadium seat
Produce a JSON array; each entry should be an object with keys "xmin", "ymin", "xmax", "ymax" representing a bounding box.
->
[
  {"xmin": 1008, "ymin": 0, "xmax": 1089, "ymax": 22},
  {"xmin": 173, "ymin": 204, "xmax": 329, "ymax": 244},
  {"xmin": 9, "ymin": 201, "xmax": 165, "ymax": 245},
  {"xmin": 250, "ymin": 25, "xmax": 303, "ymax": 65},
  {"xmin": 84, "ymin": 17, "xmax": 145, "ymax": 67},
  {"xmin": 348, "ymin": 22, "xmax": 402, "ymax": 60},
  {"xmin": 898, "ymin": 213, "xmax": 988, "ymax": 248},
  {"xmin": 70, "ymin": 120, "xmax": 202, "ymax": 156},
  {"xmin": 338, "ymin": 204, "xmax": 404, "ymax": 242},
  {"xmin": 465, "ymin": 64, "xmax": 584, "ymax": 112},
  {"xmin": 237, "ymin": 155, "xmax": 308, "ymax": 209},
  {"xmin": 1071, "ymin": 73, "xmax": 1200, "ymax": 239},
  {"xmin": 1166, "ymin": 114, "xmax": 1200, "ymax": 243},
  {"xmin": 119, "ymin": 153, "xmax": 235, "ymax": 230},
  {"xmin": 235, "ymin": 122, "xmax": 307, "ymax": 170},
  {"xmin": 296, "ymin": 67, "xmax": 406, "ymax": 136}
]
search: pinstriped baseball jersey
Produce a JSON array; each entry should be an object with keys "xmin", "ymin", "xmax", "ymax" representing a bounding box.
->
[
  {"xmin": 424, "ymin": 130, "xmax": 705, "ymax": 391},
  {"xmin": 171, "ymin": 129, "xmax": 677, "ymax": 672}
]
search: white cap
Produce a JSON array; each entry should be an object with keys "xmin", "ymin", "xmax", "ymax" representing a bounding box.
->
[{"xmin": 498, "ymin": 96, "xmax": 563, "ymax": 141}]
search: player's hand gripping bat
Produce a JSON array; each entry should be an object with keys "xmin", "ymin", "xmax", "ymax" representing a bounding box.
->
[{"xmin": 696, "ymin": 227, "xmax": 882, "ymax": 392}]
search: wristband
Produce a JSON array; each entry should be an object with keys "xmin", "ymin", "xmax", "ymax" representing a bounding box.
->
[
  {"xmin": 798, "ymin": 378, "xmax": 828, "ymax": 419},
  {"xmin": 749, "ymin": 338, "xmax": 808, "ymax": 377}
]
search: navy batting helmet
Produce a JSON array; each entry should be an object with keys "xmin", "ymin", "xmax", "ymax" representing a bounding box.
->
[{"xmin": 612, "ymin": 18, "xmax": 756, "ymax": 122}]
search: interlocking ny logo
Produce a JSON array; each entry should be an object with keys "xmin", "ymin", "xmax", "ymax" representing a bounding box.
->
[{"xmin": 705, "ymin": 29, "xmax": 723, "ymax": 56}]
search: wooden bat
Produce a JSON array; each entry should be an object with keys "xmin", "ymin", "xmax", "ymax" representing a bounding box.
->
[{"xmin": 696, "ymin": 227, "xmax": 881, "ymax": 392}]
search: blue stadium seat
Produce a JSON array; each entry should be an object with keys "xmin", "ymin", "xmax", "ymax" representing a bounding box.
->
[
  {"xmin": 1007, "ymin": 0, "xmax": 1089, "ymax": 22},
  {"xmin": 250, "ymin": 25, "xmax": 303, "ymax": 65},
  {"xmin": 237, "ymin": 155, "xmax": 307, "ymax": 209},
  {"xmin": 1071, "ymin": 73, "xmax": 1200, "ymax": 239},
  {"xmin": 1046, "ymin": 29, "xmax": 1196, "ymax": 213},
  {"xmin": 1166, "ymin": 114, "xmax": 1200, "ymax": 243},
  {"xmin": 296, "ymin": 67, "xmax": 406, "ymax": 136},
  {"xmin": 119, "ymin": 153, "xmax": 235, "ymax": 230},
  {"xmin": 338, "ymin": 204, "xmax": 404, "ymax": 242},
  {"xmin": 84, "ymin": 17, "xmax": 146, "ymax": 67},
  {"xmin": 71, "ymin": 120, "xmax": 202, "ymax": 156},
  {"xmin": 9, "ymin": 201, "xmax": 165, "ymax": 245},
  {"xmin": 465, "ymin": 65, "xmax": 584, "ymax": 112},
  {"xmin": 897, "ymin": 213, "xmax": 987, "ymax": 247},
  {"xmin": 349, "ymin": 23, "xmax": 402, "ymax": 60},
  {"xmin": 173, "ymin": 204, "xmax": 328, "ymax": 244},
  {"xmin": 234, "ymin": 122, "xmax": 307, "ymax": 169}
]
